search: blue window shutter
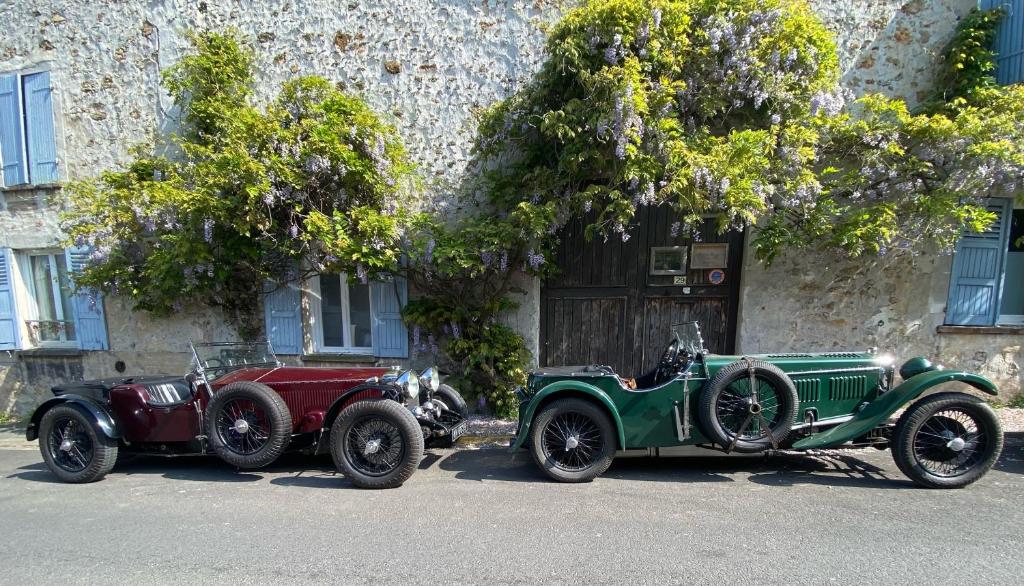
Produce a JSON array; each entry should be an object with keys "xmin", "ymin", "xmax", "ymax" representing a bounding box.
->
[
  {"xmin": 371, "ymin": 276, "xmax": 409, "ymax": 358},
  {"xmin": 65, "ymin": 247, "xmax": 109, "ymax": 350},
  {"xmin": 985, "ymin": 0, "xmax": 1024, "ymax": 84},
  {"xmin": 264, "ymin": 281, "xmax": 303, "ymax": 355},
  {"xmin": 0, "ymin": 74, "xmax": 27, "ymax": 187},
  {"xmin": 22, "ymin": 72, "xmax": 59, "ymax": 184},
  {"xmin": 0, "ymin": 248, "xmax": 22, "ymax": 350},
  {"xmin": 946, "ymin": 199, "xmax": 1013, "ymax": 326}
]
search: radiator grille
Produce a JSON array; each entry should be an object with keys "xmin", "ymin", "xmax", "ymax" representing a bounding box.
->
[
  {"xmin": 821, "ymin": 352, "xmax": 863, "ymax": 358},
  {"xmin": 829, "ymin": 375, "xmax": 867, "ymax": 401},
  {"xmin": 793, "ymin": 378, "xmax": 821, "ymax": 402}
]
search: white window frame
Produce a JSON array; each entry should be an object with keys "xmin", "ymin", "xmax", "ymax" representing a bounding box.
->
[
  {"xmin": 998, "ymin": 205, "xmax": 1024, "ymax": 325},
  {"xmin": 13, "ymin": 249, "xmax": 76, "ymax": 348},
  {"xmin": 308, "ymin": 273, "xmax": 374, "ymax": 354}
]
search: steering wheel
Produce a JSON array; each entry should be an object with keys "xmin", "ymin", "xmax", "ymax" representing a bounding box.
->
[{"xmin": 652, "ymin": 339, "xmax": 681, "ymax": 384}]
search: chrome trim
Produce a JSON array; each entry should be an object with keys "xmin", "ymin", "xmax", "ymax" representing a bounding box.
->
[
  {"xmin": 787, "ymin": 366, "xmax": 884, "ymax": 377},
  {"xmin": 790, "ymin": 414, "xmax": 855, "ymax": 431}
]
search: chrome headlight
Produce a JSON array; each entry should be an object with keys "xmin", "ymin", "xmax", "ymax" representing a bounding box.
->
[
  {"xmin": 419, "ymin": 366, "xmax": 440, "ymax": 392},
  {"xmin": 396, "ymin": 369, "xmax": 419, "ymax": 400}
]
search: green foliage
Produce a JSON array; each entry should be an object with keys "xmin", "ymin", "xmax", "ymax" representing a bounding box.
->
[
  {"xmin": 919, "ymin": 7, "xmax": 1005, "ymax": 114},
  {"xmin": 62, "ymin": 32, "xmax": 413, "ymax": 336},
  {"xmin": 473, "ymin": 0, "xmax": 1024, "ymax": 264}
]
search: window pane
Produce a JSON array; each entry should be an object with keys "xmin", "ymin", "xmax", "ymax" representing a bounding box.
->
[
  {"xmin": 30, "ymin": 255, "xmax": 58, "ymax": 341},
  {"xmin": 320, "ymin": 274, "xmax": 345, "ymax": 347},
  {"xmin": 54, "ymin": 259, "xmax": 76, "ymax": 341},
  {"xmin": 349, "ymin": 281, "xmax": 372, "ymax": 348}
]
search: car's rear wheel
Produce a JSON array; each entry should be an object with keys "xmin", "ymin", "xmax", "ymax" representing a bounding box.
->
[
  {"xmin": 698, "ymin": 359, "xmax": 798, "ymax": 453},
  {"xmin": 892, "ymin": 392, "xmax": 1003, "ymax": 489},
  {"xmin": 430, "ymin": 384, "xmax": 468, "ymax": 417},
  {"xmin": 330, "ymin": 400, "xmax": 424, "ymax": 489},
  {"xmin": 205, "ymin": 381, "xmax": 291, "ymax": 469},
  {"xmin": 529, "ymin": 398, "xmax": 616, "ymax": 483},
  {"xmin": 38, "ymin": 404, "xmax": 118, "ymax": 483}
]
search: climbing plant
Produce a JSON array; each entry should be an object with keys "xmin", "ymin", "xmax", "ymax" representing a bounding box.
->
[
  {"xmin": 404, "ymin": 0, "xmax": 1024, "ymax": 415},
  {"xmin": 62, "ymin": 32, "xmax": 414, "ymax": 336}
]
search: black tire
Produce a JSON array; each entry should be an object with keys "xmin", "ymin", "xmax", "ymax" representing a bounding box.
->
[
  {"xmin": 205, "ymin": 381, "xmax": 291, "ymax": 469},
  {"xmin": 892, "ymin": 392, "xmax": 1003, "ymax": 489},
  {"xmin": 698, "ymin": 359, "xmax": 799, "ymax": 453},
  {"xmin": 431, "ymin": 384, "xmax": 469, "ymax": 417},
  {"xmin": 38, "ymin": 404, "xmax": 118, "ymax": 483},
  {"xmin": 330, "ymin": 400, "xmax": 424, "ymax": 489},
  {"xmin": 529, "ymin": 398, "xmax": 616, "ymax": 483}
]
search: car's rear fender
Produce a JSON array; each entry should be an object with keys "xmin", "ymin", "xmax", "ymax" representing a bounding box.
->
[
  {"xmin": 791, "ymin": 370, "xmax": 998, "ymax": 450},
  {"xmin": 26, "ymin": 395, "xmax": 121, "ymax": 442},
  {"xmin": 511, "ymin": 381, "xmax": 625, "ymax": 450}
]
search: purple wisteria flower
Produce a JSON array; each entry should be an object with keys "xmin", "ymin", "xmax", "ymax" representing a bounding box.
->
[
  {"xmin": 451, "ymin": 322, "xmax": 461, "ymax": 339},
  {"xmin": 499, "ymin": 250, "xmax": 508, "ymax": 272},
  {"xmin": 356, "ymin": 263, "xmax": 368, "ymax": 284},
  {"xmin": 203, "ymin": 218, "xmax": 214, "ymax": 243},
  {"xmin": 670, "ymin": 221, "xmax": 681, "ymax": 238},
  {"xmin": 527, "ymin": 250, "xmax": 545, "ymax": 269},
  {"xmin": 288, "ymin": 224, "xmax": 299, "ymax": 239}
]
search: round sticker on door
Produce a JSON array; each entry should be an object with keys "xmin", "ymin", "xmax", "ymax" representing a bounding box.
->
[{"xmin": 708, "ymin": 269, "xmax": 726, "ymax": 285}]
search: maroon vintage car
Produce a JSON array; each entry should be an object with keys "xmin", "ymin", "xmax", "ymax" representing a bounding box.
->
[{"xmin": 25, "ymin": 342, "xmax": 467, "ymax": 488}]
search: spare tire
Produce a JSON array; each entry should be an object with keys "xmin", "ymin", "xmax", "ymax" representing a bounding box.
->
[
  {"xmin": 205, "ymin": 381, "xmax": 292, "ymax": 469},
  {"xmin": 697, "ymin": 359, "xmax": 798, "ymax": 453}
]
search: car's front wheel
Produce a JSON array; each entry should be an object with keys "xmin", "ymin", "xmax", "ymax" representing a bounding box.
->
[
  {"xmin": 529, "ymin": 398, "xmax": 616, "ymax": 483},
  {"xmin": 892, "ymin": 392, "xmax": 1003, "ymax": 489},
  {"xmin": 330, "ymin": 400, "xmax": 424, "ymax": 489},
  {"xmin": 38, "ymin": 404, "xmax": 118, "ymax": 483},
  {"xmin": 431, "ymin": 383, "xmax": 468, "ymax": 417}
]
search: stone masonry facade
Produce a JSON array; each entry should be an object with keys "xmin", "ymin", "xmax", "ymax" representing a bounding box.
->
[{"xmin": 1, "ymin": 0, "xmax": 1020, "ymax": 417}]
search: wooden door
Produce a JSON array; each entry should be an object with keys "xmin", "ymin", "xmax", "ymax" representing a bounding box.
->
[{"xmin": 541, "ymin": 206, "xmax": 744, "ymax": 376}]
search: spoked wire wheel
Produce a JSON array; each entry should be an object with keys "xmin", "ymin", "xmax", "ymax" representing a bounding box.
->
[
  {"xmin": 215, "ymin": 398, "xmax": 271, "ymax": 456},
  {"xmin": 204, "ymin": 381, "xmax": 291, "ymax": 469},
  {"xmin": 893, "ymin": 392, "xmax": 1003, "ymax": 489},
  {"xmin": 47, "ymin": 415, "xmax": 94, "ymax": 473},
  {"xmin": 912, "ymin": 410, "xmax": 988, "ymax": 477},
  {"xmin": 529, "ymin": 398, "xmax": 616, "ymax": 483},
  {"xmin": 540, "ymin": 411, "xmax": 603, "ymax": 472},
  {"xmin": 343, "ymin": 416, "xmax": 406, "ymax": 477},
  {"xmin": 330, "ymin": 400, "xmax": 424, "ymax": 489},
  {"xmin": 38, "ymin": 404, "xmax": 118, "ymax": 483},
  {"xmin": 698, "ymin": 359, "xmax": 798, "ymax": 453},
  {"xmin": 715, "ymin": 374, "xmax": 785, "ymax": 442}
]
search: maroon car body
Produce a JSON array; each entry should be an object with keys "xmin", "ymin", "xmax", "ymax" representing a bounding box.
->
[{"xmin": 26, "ymin": 342, "xmax": 466, "ymax": 487}]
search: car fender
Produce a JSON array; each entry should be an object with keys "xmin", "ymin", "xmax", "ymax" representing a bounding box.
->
[
  {"xmin": 25, "ymin": 395, "xmax": 122, "ymax": 442},
  {"xmin": 791, "ymin": 370, "xmax": 998, "ymax": 450},
  {"xmin": 511, "ymin": 380, "xmax": 625, "ymax": 450}
]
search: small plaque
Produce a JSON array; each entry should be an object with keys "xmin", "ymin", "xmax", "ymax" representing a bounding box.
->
[
  {"xmin": 650, "ymin": 246, "xmax": 688, "ymax": 275},
  {"xmin": 690, "ymin": 243, "xmax": 729, "ymax": 269},
  {"xmin": 708, "ymin": 269, "xmax": 726, "ymax": 285},
  {"xmin": 673, "ymin": 276, "xmax": 687, "ymax": 285}
]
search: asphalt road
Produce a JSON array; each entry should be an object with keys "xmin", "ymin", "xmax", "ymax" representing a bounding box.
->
[{"xmin": 1, "ymin": 435, "xmax": 1023, "ymax": 585}]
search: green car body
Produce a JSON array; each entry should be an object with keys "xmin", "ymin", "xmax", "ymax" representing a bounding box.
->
[
  {"xmin": 512, "ymin": 324, "xmax": 1003, "ymax": 488},
  {"xmin": 513, "ymin": 352, "xmax": 995, "ymax": 451}
]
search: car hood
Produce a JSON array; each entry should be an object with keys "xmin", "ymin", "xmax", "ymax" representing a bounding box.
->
[{"xmin": 212, "ymin": 366, "xmax": 393, "ymax": 388}]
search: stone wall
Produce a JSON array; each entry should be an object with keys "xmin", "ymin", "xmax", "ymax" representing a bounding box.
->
[
  {"xmin": 736, "ymin": 0, "xmax": 1024, "ymax": 399},
  {"xmin": 3, "ymin": 0, "xmax": 1017, "ymax": 416}
]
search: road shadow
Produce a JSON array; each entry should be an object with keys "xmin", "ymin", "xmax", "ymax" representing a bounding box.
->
[
  {"xmin": 7, "ymin": 452, "xmax": 342, "ymax": 485},
  {"xmin": 439, "ymin": 447, "xmax": 905, "ymax": 488},
  {"xmin": 993, "ymin": 432, "xmax": 1024, "ymax": 475}
]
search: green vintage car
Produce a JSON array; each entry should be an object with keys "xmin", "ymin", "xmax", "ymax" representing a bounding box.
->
[{"xmin": 512, "ymin": 322, "xmax": 1004, "ymax": 488}]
